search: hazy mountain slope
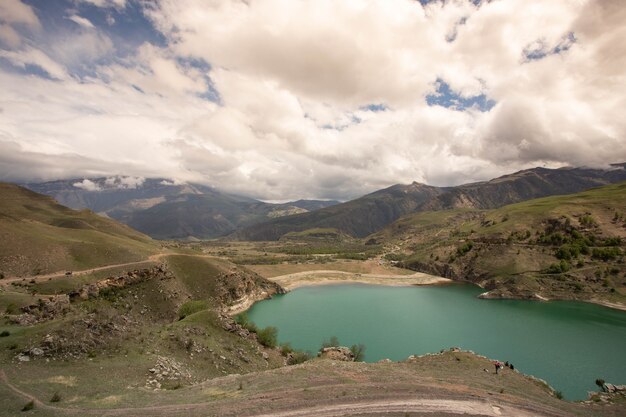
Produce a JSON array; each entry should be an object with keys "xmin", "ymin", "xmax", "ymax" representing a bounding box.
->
[
  {"xmin": 25, "ymin": 177, "xmax": 215, "ymax": 213},
  {"xmin": 0, "ymin": 183, "xmax": 158, "ymax": 277},
  {"xmin": 232, "ymin": 182, "xmax": 445, "ymax": 241},
  {"xmin": 373, "ymin": 182, "xmax": 626, "ymax": 305},
  {"xmin": 234, "ymin": 164, "xmax": 626, "ymax": 241},
  {"xmin": 26, "ymin": 178, "xmax": 340, "ymax": 240}
]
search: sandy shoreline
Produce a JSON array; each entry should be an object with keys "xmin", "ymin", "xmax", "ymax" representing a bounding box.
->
[
  {"xmin": 585, "ymin": 299, "xmax": 626, "ymax": 312},
  {"xmin": 266, "ymin": 270, "xmax": 451, "ymax": 291}
]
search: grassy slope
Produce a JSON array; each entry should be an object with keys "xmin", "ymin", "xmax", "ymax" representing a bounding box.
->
[
  {"xmin": 0, "ymin": 183, "xmax": 158, "ymax": 277},
  {"xmin": 0, "ymin": 254, "xmax": 286, "ymax": 415},
  {"xmin": 373, "ymin": 182, "xmax": 626, "ymax": 303}
]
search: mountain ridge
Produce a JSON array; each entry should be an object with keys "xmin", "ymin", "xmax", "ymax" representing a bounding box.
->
[{"xmin": 234, "ymin": 164, "xmax": 626, "ymax": 241}]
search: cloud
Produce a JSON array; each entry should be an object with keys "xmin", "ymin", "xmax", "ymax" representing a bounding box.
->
[
  {"xmin": 73, "ymin": 178, "xmax": 101, "ymax": 191},
  {"xmin": 0, "ymin": 0, "xmax": 625, "ymax": 200},
  {"xmin": 104, "ymin": 176, "xmax": 145, "ymax": 189},
  {"xmin": 0, "ymin": 47, "xmax": 68, "ymax": 79},
  {"xmin": 73, "ymin": 0, "xmax": 126, "ymax": 9},
  {"xmin": 0, "ymin": 0, "xmax": 40, "ymax": 28},
  {"xmin": 0, "ymin": 23, "xmax": 21, "ymax": 47},
  {"xmin": 67, "ymin": 14, "xmax": 96, "ymax": 29}
]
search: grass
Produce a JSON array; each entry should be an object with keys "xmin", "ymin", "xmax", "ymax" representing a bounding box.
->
[
  {"xmin": 178, "ymin": 300, "xmax": 210, "ymax": 320},
  {"xmin": 0, "ymin": 183, "xmax": 159, "ymax": 277}
]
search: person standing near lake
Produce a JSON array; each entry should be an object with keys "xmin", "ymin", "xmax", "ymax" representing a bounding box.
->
[{"xmin": 494, "ymin": 361, "xmax": 500, "ymax": 374}]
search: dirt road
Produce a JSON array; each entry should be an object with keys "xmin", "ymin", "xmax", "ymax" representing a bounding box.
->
[
  {"xmin": 0, "ymin": 253, "xmax": 168, "ymax": 285},
  {"xmin": 0, "ymin": 370, "xmax": 562, "ymax": 417}
]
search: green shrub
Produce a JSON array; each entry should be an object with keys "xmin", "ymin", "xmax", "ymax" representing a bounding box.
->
[
  {"xmin": 256, "ymin": 326, "xmax": 278, "ymax": 348},
  {"xmin": 50, "ymin": 392, "xmax": 61, "ymax": 403},
  {"xmin": 603, "ymin": 237, "xmax": 622, "ymax": 246},
  {"xmin": 555, "ymin": 391, "xmax": 563, "ymax": 400},
  {"xmin": 350, "ymin": 343, "xmax": 366, "ymax": 362},
  {"xmin": 320, "ymin": 336, "xmax": 340, "ymax": 350},
  {"xmin": 592, "ymin": 247, "xmax": 621, "ymax": 261},
  {"xmin": 280, "ymin": 342, "xmax": 294, "ymax": 356},
  {"xmin": 456, "ymin": 241, "xmax": 473, "ymax": 256},
  {"xmin": 546, "ymin": 260, "xmax": 570, "ymax": 274},
  {"xmin": 178, "ymin": 300, "xmax": 209, "ymax": 320},
  {"xmin": 0, "ymin": 330, "xmax": 10, "ymax": 337},
  {"xmin": 580, "ymin": 215, "xmax": 597, "ymax": 227},
  {"xmin": 235, "ymin": 312, "xmax": 257, "ymax": 332},
  {"xmin": 288, "ymin": 351, "xmax": 312, "ymax": 365}
]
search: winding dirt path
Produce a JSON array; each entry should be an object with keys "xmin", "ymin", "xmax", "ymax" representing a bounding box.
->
[
  {"xmin": 0, "ymin": 370, "xmax": 557, "ymax": 417},
  {"xmin": 254, "ymin": 399, "xmax": 538, "ymax": 417},
  {"xmin": 0, "ymin": 254, "xmax": 171, "ymax": 285}
]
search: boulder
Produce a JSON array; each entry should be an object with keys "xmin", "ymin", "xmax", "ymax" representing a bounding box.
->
[{"xmin": 318, "ymin": 347, "xmax": 355, "ymax": 362}]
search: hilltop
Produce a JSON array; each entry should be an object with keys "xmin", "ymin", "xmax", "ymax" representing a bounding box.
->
[
  {"xmin": 0, "ymin": 183, "xmax": 158, "ymax": 278},
  {"xmin": 371, "ymin": 182, "xmax": 626, "ymax": 306}
]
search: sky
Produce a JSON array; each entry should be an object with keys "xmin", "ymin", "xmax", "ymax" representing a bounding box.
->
[{"xmin": 0, "ymin": 0, "xmax": 624, "ymax": 200}]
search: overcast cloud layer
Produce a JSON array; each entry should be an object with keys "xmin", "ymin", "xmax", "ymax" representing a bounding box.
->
[{"xmin": 0, "ymin": 0, "xmax": 624, "ymax": 200}]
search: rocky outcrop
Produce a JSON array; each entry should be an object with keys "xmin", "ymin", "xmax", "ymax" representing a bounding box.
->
[
  {"xmin": 12, "ymin": 266, "xmax": 171, "ymax": 325},
  {"xmin": 318, "ymin": 347, "xmax": 355, "ymax": 361},
  {"xmin": 13, "ymin": 295, "xmax": 71, "ymax": 325},
  {"xmin": 68, "ymin": 265, "xmax": 171, "ymax": 302},
  {"xmin": 216, "ymin": 269, "xmax": 286, "ymax": 314}
]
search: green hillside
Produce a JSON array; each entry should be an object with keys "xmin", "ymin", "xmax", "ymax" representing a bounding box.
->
[
  {"xmin": 373, "ymin": 182, "xmax": 626, "ymax": 305},
  {"xmin": 0, "ymin": 183, "xmax": 158, "ymax": 277}
]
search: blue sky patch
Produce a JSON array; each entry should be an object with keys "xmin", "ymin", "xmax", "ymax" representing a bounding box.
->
[
  {"xmin": 426, "ymin": 79, "xmax": 495, "ymax": 112},
  {"xmin": 361, "ymin": 103, "xmax": 388, "ymax": 112},
  {"xmin": 523, "ymin": 32, "xmax": 576, "ymax": 62}
]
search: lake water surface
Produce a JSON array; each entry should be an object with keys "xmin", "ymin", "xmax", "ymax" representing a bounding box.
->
[{"xmin": 246, "ymin": 283, "xmax": 626, "ymax": 400}]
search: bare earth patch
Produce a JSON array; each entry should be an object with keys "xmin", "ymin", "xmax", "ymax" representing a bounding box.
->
[{"xmin": 266, "ymin": 270, "xmax": 450, "ymax": 290}]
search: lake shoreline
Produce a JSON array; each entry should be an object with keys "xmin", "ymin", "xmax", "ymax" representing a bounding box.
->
[{"xmin": 265, "ymin": 270, "xmax": 452, "ymax": 291}]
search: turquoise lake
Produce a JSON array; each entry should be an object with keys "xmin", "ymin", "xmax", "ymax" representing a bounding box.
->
[{"xmin": 246, "ymin": 283, "xmax": 626, "ymax": 400}]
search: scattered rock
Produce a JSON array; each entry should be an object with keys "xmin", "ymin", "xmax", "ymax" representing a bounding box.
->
[{"xmin": 318, "ymin": 347, "xmax": 355, "ymax": 362}]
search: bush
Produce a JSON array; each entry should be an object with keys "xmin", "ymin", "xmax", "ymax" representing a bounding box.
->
[
  {"xmin": 350, "ymin": 344, "xmax": 366, "ymax": 362},
  {"xmin": 256, "ymin": 326, "xmax": 278, "ymax": 348},
  {"xmin": 21, "ymin": 401, "xmax": 34, "ymax": 411},
  {"xmin": 456, "ymin": 241, "xmax": 474, "ymax": 257},
  {"xmin": 580, "ymin": 215, "xmax": 595, "ymax": 227},
  {"xmin": 592, "ymin": 247, "xmax": 621, "ymax": 261},
  {"xmin": 178, "ymin": 300, "xmax": 209, "ymax": 320},
  {"xmin": 50, "ymin": 392, "xmax": 61, "ymax": 403},
  {"xmin": 0, "ymin": 330, "xmax": 10, "ymax": 337},
  {"xmin": 555, "ymin": 391, "xmax": 563, "ymax": 400},
  {"xmin": 280, "ymin": 342, "xmax": 294, "ymax": 356},
  {"xmin": 235, "ymin": 312, "xmax": 257, "ymax": 333},
  {"xmin": 321, "ymin": 336, "xmax": 340, "ymax": 350},
  {"xmin": 288, "ymin": 351, "xmax": 312, "ymax": 365},
  {"xmin": 546, "ymin": 260, "xmax": 570, "ymax": 274}
]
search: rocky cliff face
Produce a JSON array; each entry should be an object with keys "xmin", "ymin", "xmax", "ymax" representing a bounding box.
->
[{"xmin": 216, "ymin": 268, "xmax": 286, "ymax": 314}]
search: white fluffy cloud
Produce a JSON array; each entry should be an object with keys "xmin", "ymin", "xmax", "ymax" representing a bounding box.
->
[{"xmin": 0, "ymin": 0, "xmax": 625, "ymax": 200}]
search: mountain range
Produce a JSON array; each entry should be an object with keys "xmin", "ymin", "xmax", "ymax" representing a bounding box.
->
[
  {"xmin": 24, "ymin": 164, "xmax": 626, "ymax": 241},
  {"xmin": 233, "ymin": 164, "xmax": 626, "ymax": 240},
  {"xmin": 25, "ymin": 178, "xmax": 338, "ymax": 240}
]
